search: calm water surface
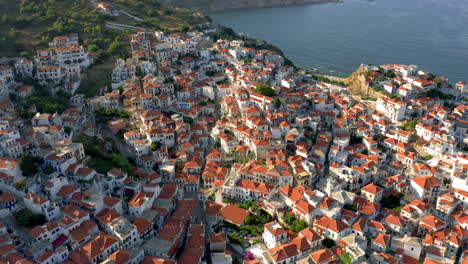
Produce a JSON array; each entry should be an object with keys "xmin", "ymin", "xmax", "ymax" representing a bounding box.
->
[{"xmin": 209, "ymin": 0, "xmax": 468, "ymax": 82}]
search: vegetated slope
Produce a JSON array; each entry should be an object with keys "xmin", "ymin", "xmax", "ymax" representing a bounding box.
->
[
  {"xmin": 0, "ymin": 0, "xmax": 206, "ymax": 58},
  {"xmin": 106, "ymin": 0, "xmax": 208, "ymax": 30},
  {"xmin": 0, "ymin": 0, "xmax": 206, "ymax": 97},
  {"xmin": 0, "ymin": 0, "xmax": 110, "ymax": 58},
  {"xmin": 161, "ymin": 0, "xmax": 339, "ymax": 11}
]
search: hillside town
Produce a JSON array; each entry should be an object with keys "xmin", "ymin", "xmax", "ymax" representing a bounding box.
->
[{"xmin": 0, "ymin": 23, "xmax": 467, "ymax": 264}]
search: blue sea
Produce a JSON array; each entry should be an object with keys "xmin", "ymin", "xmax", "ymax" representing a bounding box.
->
[{"xmin": 209, "ymin": 0, "xmax": 468, "ymax": 82}]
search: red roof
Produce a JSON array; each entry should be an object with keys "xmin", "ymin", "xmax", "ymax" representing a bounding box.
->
[
  {"xmin": 142, "ymin": 256, "xmax": 176, "ymax": 264},
  {"xmin": 309, "ymin": 248, "xmax": 336, "ymax": 264},
  {"xmin": 107, "ymin": 249, "xmax": 130, "ymax": 264},
  {"xmin": 220, "ymin": 204, "xmax": 249, "ymax": 226},
  {"xmin": 314, "ymin": 216, "xmax": 349, "ymax": 233},
  {"xmin": 361, "ymin": 183, "xmax": 384, "ymax": 195},
  {"xmin": 412, "ymin": 176, "xmax": 442, "ymax": 189},
  {"xmin": 210, "ymin": 233, "xmax": 226, "ymax": 244}
]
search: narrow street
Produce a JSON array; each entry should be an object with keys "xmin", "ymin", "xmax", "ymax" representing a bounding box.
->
[{"xmin": 182, "ymin": 191, "xmax": 213, "ymax": 263}]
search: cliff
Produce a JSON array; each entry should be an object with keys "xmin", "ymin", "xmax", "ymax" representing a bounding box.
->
[
  {"xmin": 344, "ymin": 66, "xmax": 371, "ymax": 96},
  {"xmin": 162, "ymin": 0, "xmax": 339, "ymax": 11}
]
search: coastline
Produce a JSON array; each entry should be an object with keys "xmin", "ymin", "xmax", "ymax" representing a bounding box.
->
[
  {"xmin": 172, "ymin": 0, "xmax": 340, "ymax": 12},
  {"xmin": 206, "ymin": 0, "xmax": 468, "ymax": 84},
  {"xmin": 212, "ymin": 24, "xmax": 352, "ymax": 80}
]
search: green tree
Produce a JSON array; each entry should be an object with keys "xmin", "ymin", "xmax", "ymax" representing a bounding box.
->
[
  {"xmin": 274, "ymin": 97, "xmax": 281, "ymax": 108},
  {"xmin": 14, "ymin": 208, "xmax": 46, "ymax": 227},
  {"xmin": 20, "ymin": 154, "xmax": 38, "ymax": 177},
  {"xmin": 285, "ymin": 213, "xmax": 296, "ymax": 225},
  {"xmin": 227, "ymin": 233, "xmax": 243, "ymax": 245},
  {"xmin": 2, "ymin": 15, "xmax": 9, "ymax": 24},
  {"xmin": 243, "ymin": 56, "xmax": 252, "ymax": 64},
  {"xmin": 183, "ymin": 116, "xmax": 193, "ymax": 125},
  {"xmin": 372, "ymin": 85, "xmax": 384, "ymax": 92},
  {"xmin": 135, "ymin": 66, "xmax": 143, "ymax": 77},
  {"xmin": 425, "ymin": 89, "xmax": 453, "ymax": 100},
  {"xmin": 422, "ymin": 154, "xmax": 433, "ymax": 161},
  {"xmin": 343, "ymin": 203, "xmax": 357, "ymax": 212},
  {"xmin": 323, "ymin": 238, "xmax": 336, "ymax": 248},
  {"xmin": 244, "ymin": 215, "xmax": 253, "ymax": 225},
  {"xmin": 120, "ymin": 110, "xmax": 131, "ymax": 119},
  {"xmin": 14, "ymin": 179, "xmax": 26, "ymax": 190},
  {"xmin": 150, "ymin": 142, "xmax": 161, "ymax": 151},
  {"xmin": 250, "ymin": 203, "xmax": 259, "ymax": 212},
  {"xmin": 88, "ymin": 44, "xmax": 99, "ymax": 52},
  {"xmin": 381, "ymin": 193, "xmax": 403, "ymax": 209},
  {"xmin": 19, "ymin": 51, "xmax": 29, "ymax": 58},
  {"xmin": 181, "ymin": 25, "xmax": 190, "ymax": 32},
  {"xmin": 393, "ymin": 205, "xmax": 403, "ymax": 214},
  {"xmin": 384, "ymin": 72, "xmax": 396, "ymax": 78},
  {"xmin": 214, "ymin": 139, "xmax": 221, "ymax": 148},
  {"xmin": 291, "ymin": 220, "xmax": 308, "ymax": 232},
  {"xmin": 350, "ymin": 135, "xmax": 363, "ymax": 144},
  {"xmin": 205, "ymin": 71, "xmax": 216, "ymax": 77},
  {"xmin": 108, "ymin": 41, "xmax": 123, "ymax": 54},
  {"xmin": 254, "ymin": 83, "xmax": 275, "ymax": 97},
  {"xmin": 110, "ymin": 153, "xmax": 133, "ymax": 172},
  {"xmin": 43, "ymin": 165, "xmax": 54, "ymax": 175},
  {"xmin": 341, "ymin": 252, "xmax": 352, "ymax": 264},
  {"xmin": 402, "ymin": 120, "xmax": 417, "ymax": 132}
]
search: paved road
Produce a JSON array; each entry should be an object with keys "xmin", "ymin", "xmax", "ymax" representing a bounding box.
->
[
  {"xmin": 105, "ymin": 22, "xmax": 147, "ymax": 31},
  {"xmin": 117, "ymin": 9, "xmax": 144, "ymax": 22}
]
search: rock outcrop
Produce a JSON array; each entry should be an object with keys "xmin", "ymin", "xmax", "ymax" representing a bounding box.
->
[{"xmin": 344, "ymin": 66, "xmax": 371, "ymax": 96}]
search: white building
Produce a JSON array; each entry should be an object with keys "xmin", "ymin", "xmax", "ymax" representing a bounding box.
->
[
  {"xmin": 14, "ymin": 58, "xmax": 34, "ymax": 77},
  {"xmin": 128, "ymin": 192, "xmax": 156, "ymax": 217},
  {"xmin": 263, "ymin": 221, "xmax": 288, "ymax": 249},
  {"xmin": 376, "ymin": 97, "xmax": 407, "ymax": 122},
  {"xmin": 23, "ymin": 193, "xmax": 62, "ymax": 220},
  {"xmin": 55, "ymin": 45, "xmax": 91, "ymax": 67},
  {"xmin": 410, "ymin": 176, "xmax": 442, "ymax": 203}
]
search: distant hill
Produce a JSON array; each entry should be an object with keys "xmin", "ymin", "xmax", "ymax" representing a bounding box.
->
[{"xmin": 161, "ymin": 0, "xmax": 339, "ymax": 11}]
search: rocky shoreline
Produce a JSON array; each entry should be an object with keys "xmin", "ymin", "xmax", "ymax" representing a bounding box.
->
[{"xmin": 166, "ymin": 0, "xmax": 340, "ymax": 12}]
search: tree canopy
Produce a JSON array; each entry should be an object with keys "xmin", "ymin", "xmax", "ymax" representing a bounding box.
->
[
  {"xmin": 20, "ymin": 153, "xmax": 38, "ymax": 177},
  {"xmin": 14, "ymin": 208, "xmax": 46, "ymax": 227},
  {"xmin": 274, "ymin": 97, "xmax": 281, "ymax": 108},
  {"xmin": 401, "ymin": 120, "xmax": 417, "ymax": 132},
  {"xmin": 95, "ymin": 108, "xmax": 131, "ymax": 123},
  {"xmin": 254, "ymin": 83, "xmax": 276, "ymax": 97},
  {"xmin": 323, "ymin": 238, "xmax": 336, "ymax": 248},
  {"xmin": 150, "ymin": 142, "xmax": 161, "ymax": 151},
  {"xmin": 341, "ymin": 252, "xmax": 353, "ymax": 264},
  {"xmin": 284, "ymin": 213, "xmax": 309, "ymax": 232}
]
